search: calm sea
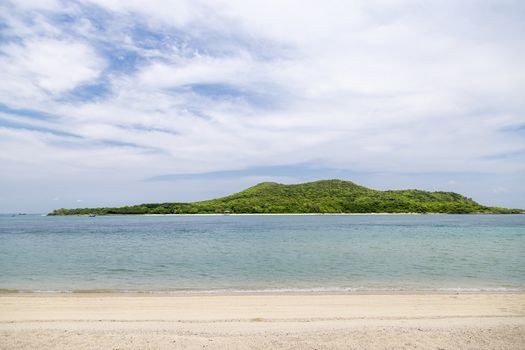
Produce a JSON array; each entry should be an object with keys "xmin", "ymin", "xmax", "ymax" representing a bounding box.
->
[{"xmin": 0, "ymin": 214, "xmax": 524, "ymax": 293}]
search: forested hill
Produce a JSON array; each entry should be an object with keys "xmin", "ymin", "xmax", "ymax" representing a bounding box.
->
[{"xmin": 49, "ymin": 179, "xmax": 522, "ymax": 215}]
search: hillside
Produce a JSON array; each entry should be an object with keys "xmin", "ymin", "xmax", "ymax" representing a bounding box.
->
[{"xmin": 49, "ymin": 179, "xmax": 522, "ymax": 215}]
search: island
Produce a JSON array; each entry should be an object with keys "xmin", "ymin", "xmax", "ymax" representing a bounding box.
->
[{"xmin": 49, "ymin": 179, "xmax": 523, "ymax": 215}]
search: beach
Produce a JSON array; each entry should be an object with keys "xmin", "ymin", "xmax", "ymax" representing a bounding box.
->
[
  {"xmin": 2, "ymin": 215, "xmax": 524, "ymax": 348},
  {"xmin": 1, "ymin": 293, "xmax": 524, "ymax": 349}
]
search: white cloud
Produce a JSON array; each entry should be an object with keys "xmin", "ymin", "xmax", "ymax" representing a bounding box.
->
[
  {"xmin": 9, "ymin": 0, "xmax": 62, "ymax": 11},
  {"xmin": 85, "ymin": 0, "xmax": 205, "ymax": 27},
  {"xmin": 0, "ymin": 38, "xmax": 105, "ymax": 100},
  {"xmin": 0, "ymin": 0, "xmax": 524, "ymax": 212},
  {"xmin": 136, "ymin": 55, "xmax": 256, "ymax": 89}
]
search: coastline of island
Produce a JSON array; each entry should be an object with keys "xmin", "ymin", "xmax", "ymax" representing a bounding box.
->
[{"xmin": 48, "ymin": 179, "xmax": 524, "ymax": 216}]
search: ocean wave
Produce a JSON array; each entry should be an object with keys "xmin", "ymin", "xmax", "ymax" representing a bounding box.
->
[{"xmin": 3, "ymin": 286, "xmax": 523, "ymax": 294}]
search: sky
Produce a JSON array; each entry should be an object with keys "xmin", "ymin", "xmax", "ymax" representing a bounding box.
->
[{"xmin": 0, "ymin": 0, "xmax": 524, "ymax": 213}]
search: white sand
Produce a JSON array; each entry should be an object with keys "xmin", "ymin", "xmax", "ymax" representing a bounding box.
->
[{"xmin": 1, "ymin": 293, "xmax": 524, "ymax": 349}]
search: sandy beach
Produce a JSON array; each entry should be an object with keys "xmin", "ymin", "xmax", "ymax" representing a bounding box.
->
[{"xmin": 1, "ymin": 293, "xmax": 524, "ymax": 349}]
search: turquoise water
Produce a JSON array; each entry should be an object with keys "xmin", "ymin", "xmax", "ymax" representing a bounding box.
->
[{"xmin": 0, "ymin": 214, "xmax": 524, "ymax": 293}]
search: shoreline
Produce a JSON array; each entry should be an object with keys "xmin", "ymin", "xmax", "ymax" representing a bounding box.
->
[
  {"xmin": 42, "ymin": 212, "xmax": 525, "ymax": 216},
  {"xmin": 1, "ymin": 293, "xmax": 524, "ymax": 349},
  {"xmin": 1, "ymin": 288, "xmax": 524, "ymax": 296},
  {"xmin": 5, "ymin": 212, "xmax": 522, "ymax": 216}
]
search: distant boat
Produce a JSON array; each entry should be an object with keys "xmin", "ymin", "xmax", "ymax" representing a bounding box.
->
[{"xmin": 88, "ymin": 214, "xmax": 96, "ymax": 217}]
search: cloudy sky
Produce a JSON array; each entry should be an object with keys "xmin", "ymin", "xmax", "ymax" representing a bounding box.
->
[{"xmin": 1, "ymin": 0, "xmax": 524, "ymax": 213}]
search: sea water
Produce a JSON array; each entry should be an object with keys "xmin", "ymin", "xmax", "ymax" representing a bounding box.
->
[{"xmin": 0, "ymin": 214, "xmax": 524, "ymax": 293}]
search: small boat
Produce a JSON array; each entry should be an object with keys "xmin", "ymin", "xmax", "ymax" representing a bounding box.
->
[{"xmin": 88, "ymin": 214, "xmax": 96, "ymax": 217}]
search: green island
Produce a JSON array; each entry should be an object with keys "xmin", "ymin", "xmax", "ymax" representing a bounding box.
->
[{"xmin": 49, "ymin": 179, "xmax": 523, "ymax": 215}]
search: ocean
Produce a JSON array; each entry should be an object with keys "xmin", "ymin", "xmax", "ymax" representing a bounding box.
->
[{"xmin": 0, "ymin": 214, "xmax": 524, "ymax": 293}]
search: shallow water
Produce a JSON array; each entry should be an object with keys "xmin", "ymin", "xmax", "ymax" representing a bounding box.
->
[{"xmin": 0, "ymin": 214, "xmax": 524, "ymax": 292}]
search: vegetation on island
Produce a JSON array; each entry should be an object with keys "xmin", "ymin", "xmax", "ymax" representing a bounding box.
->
[{"xmin": 49, "ymin": 179, "xmax": 523, "ymax": 215}]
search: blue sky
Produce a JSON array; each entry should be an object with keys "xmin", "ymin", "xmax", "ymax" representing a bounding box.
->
[{"xmin": 0, "ymin": 0, "xmax": 524, "ymax": 212}]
